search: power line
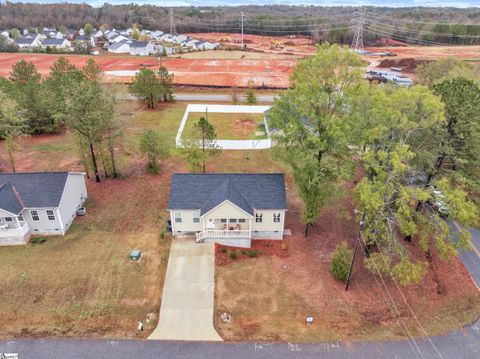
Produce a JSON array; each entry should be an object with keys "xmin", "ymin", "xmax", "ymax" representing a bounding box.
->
[
  {"xmin": 362, "ymin": 11, "xmax": 479, "ymax": 27},
  {"xmin": 365, "ymin": 27, "xmax": 454, "ymax": 46}
]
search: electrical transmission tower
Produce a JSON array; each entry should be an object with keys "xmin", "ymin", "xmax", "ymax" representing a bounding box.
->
[
  {"xmin": 351, "ymin": 9, "xmax": 366, "ymax": 51},
  {"xmin": 169, "ymin": 9, "xmax": 177, "ymax": 35},
  {"xmin": 241, "ymin": 12, "xmax": 245, "ymax": 47}
]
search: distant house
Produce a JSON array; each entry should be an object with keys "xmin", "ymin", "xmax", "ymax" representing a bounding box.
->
[
  {"xmin": 174, "ymin": 34, "xmax": 188, "ymax": 43},
  {"xmin": 41, "ymin": 38, "xmax": 71, "ymax": 49},
  {"xmin": 78, "ymin": 28, "xmax": 85, "ymax": 36},
  {"xmin": 105, "ymin": 30, "xmax": 118, "ymax": 40},
  {"xmin": 197, "ymin": 41, "xmax": 218, "ymax": 51},
  {"xmin": 129, "ymin": 40, "xmax": 154, "ymax": 56},
  {"xmin": 75, "ymin": 34, "xmax": 95, "ymax": 47},
  {"xmin": 168, "ymin": 173, "xmax": 288, "ymax": 248},
  {"xmin": 109, "ymin": 34, "xmax": 129, "ymax": 44},
  {"xmin": 153, "ymin": 44, "xmax": 174, "ymax": 55},
  {"xmin": 184, "ymin": 38, "xmax": 199, "ymax": 49},
  {"xmin": 108, "ymin": 40, "xmax": 130, "ymax": 54},
  {"xmin": 15, "ymin": 36, "xmax": 41, "ymax": 49},
  {"xmin": 93, "ymin": 30, "xmax": 103, "ymax": 38},
  {"xmin": 0, "ymin": 172, "xmax": 87, "ymax": 245},
  {"xmin": 151, "ymin": 30, "xmax": 164, "ymax": 40},
  {"xmin": 159, "ymin": 33, "xmax": 175, "ymax": 42}
]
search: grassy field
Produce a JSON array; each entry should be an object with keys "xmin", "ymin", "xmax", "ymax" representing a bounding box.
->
[{"xmin": 183, "ymin": 112, "xmax": 266, "ymax": 140}]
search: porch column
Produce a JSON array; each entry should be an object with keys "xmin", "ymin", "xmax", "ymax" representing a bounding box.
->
[{"xmin": 14, "ymin": 215, "xmax": 21, "ymax": 229}]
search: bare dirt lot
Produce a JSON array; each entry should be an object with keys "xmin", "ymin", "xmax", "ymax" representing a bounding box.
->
[
  {"xmin": 187, "ymin": 32, "xmax": 317, "ymax": 56},
  {"xmin": 0, "ymin": 52, "xmax": 295, "ymax": 88},
  {"xmin": 365, "ymin": 45, "xmax": 480, "ymax": 61}
]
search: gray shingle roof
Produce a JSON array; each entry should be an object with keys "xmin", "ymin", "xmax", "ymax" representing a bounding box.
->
[
  {"xmin": 0, "ymin": 172, "xmax": 69, "ymax": 215},
  {"xmin": 168, "ymin": 173, "xmax": 287, "ymax": 215},
  {"xmin": 130, "ymin": 40, "xmax": 149, "ymax": 49},
  {"xmin": 42, "ymin": 38, "xmax": 65, "ymax": 46},
  {"xmin": 15, "ymin": 37, "xmax": 35, "ymax": 45},
  {"xmin": 108, "ymin": 40, "xmax": 129, "ymax": 51}
]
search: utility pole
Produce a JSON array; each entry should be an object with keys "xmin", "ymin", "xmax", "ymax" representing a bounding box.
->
[
  {"xmin": 241, "ymin": 12, "xmax": 245, "ymax": 47},
  {"xmin": 169, "ymin": 8, "xmax": 176, "ymax": 35},
  {"xmin": 351, "ymin": 8, "xmax": 366, "ymax": 51},
  {"xmin": 345, "ymin": 210, "xmax": 366, "ymax": 291}
]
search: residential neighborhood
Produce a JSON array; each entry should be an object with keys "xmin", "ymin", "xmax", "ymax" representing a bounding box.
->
[{"xmin": 0, "ymin": 2, "xmax": 480, "ymax": 359}]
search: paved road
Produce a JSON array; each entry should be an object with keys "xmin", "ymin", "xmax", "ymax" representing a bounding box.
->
[
  {"xmin": 148, "ymin": 238, "xmax": 221, "ymax": 341},
  {"xmin": 1, "ymin": 319, "xmax": 479, "ymax": 359},
  {"xmin": 116, "ymin": 93, "xmax": 276, "ymax": 103},
  {"xmin": 447, "ymin": 219, "xmax": 480, "ymax": 288}
]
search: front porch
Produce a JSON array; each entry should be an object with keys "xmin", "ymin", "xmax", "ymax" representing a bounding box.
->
[{"xmin": 195, "ymin": 216, "xmax": 253, "ymax": 247}]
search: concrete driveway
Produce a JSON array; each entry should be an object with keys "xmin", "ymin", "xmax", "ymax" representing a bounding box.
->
[{"xmin": 149, "ymin": 237, "xmax": 222, "ymax": 341}]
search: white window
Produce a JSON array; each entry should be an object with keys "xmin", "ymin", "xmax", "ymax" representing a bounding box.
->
[
  {"xmin": 255, "ymin": 213, "xmax": 263, "ymax": 223},
  {"xmin": 46, "ymin": 210, "xmax": 56, "ymax": 221},
  {"xmin": 220, "ymin": 218, "xmax": 227, "ymax": 223},
  {"xmin": 175, "ymin": 212, "xmax": 182, "ymax": 223},
  {"xmin": 273, "ymin": 213, "xmax": 281, "ymax": 223},
  {"xmin": 30, "ymin": 210, "xmax": 40, "ymax": 221},
  {"xmin": 18, "ymin": 213, "xmax": 24, "ymax": 221},
  {"xmin": 229, "ymin": 219, "xmax": 237, "ymax": 223},
  {"xmin": 193, "ymin": 210, "xmax": 200, "ymax": 223},
  {"xmin": 5, "ymin": 217, "xmax": 12, "ymax": 222},
  {"xmin": 239, "ymin": 218, "xmax": 246, "ymax": 223}
]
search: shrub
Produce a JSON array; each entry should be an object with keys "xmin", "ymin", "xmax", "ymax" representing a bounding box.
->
[
  {"xmin": 258, "ymin": 249, "xmax": 263, "ymax": 255},
  {"xmin": 220, "ymin": 248, "xmax": 228, "ymax": 253},
  {"xmin": 247, "ymin": 250, "xmax": 257, "ymax": 257},
  {"xmin": 229, "ymin": 251, "xmax": 238, "ymax": 259},
  {"xmin": 31, "ymin": 237, "xmax": 47, "ymax": 244},
  {"xmin": 265, "ymin": 242, "xmax": 271, "ymax": 248},
  {"xmin": 330, "ymin": 242, "xmax": 352, "ymax": 283}
]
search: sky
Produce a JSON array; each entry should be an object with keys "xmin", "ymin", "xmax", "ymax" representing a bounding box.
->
[{"xmin": 3, "ymin": 1, "xmax": 480, "ymax": 8}]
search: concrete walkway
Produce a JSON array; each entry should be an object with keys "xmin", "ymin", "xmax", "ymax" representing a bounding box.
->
[{"xmin": 149, "ymin": 237, "xmax": 222, "ymax": 341}]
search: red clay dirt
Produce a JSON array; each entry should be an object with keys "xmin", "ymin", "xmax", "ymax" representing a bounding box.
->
[
  {"xmin": 186, "ymin": 32, "xmax": 317, "ymax": 55},
  {"xmin": 0, "ymin": 53, "xmax": 295, "ymax": 88}
]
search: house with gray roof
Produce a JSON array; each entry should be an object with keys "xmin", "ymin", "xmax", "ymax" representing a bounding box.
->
[
  {"xmin": 15, "ymin": 35, "xmax": 41, "ymax": 49},
  {"xmin": 129, "ymin": 40, "xmax": 154, "ymax": 56},
  {"xmin": 167, "ymin": 173, "xmax": 287, "ymax": 248},
  {"xmin": 40, "ymin": 37, "xmax": 71, "ymax": 49},
  {"xmin": 0, "ymin": 172, "xmax": 87, "ymax": 245},
  {"xmin": 108, "ymin": 39, "xmax": 130, "ymax": 54}
]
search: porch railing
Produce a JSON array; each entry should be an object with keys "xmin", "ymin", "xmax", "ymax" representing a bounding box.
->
[
  {"xmin": 0, "ymin": 222, "xmax": 30, "ymax": 239},
  {"xmin": 196, "ymin": 229, "xmax": 251, "ymax": 242}
]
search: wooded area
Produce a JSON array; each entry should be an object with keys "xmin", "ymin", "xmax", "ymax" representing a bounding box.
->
[{"xmin": 1, "ymin": 3, "xmax": 480, "ymax": 45}]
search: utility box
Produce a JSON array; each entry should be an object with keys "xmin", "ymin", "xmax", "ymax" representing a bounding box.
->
[{"xmin": 129, "ymin": 250, "xmax": 142, "ymax": 261}]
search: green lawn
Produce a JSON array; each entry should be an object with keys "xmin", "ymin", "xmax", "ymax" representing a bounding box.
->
[{"xmin": 183, "ymin": 112, "xmax": 266, "ymax": 140}]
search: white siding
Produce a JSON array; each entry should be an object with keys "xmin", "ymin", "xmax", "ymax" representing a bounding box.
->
[
  {"xmin": 170, "ymin": 209, "xmax": 203, "ymax": 234},
  {"xmin": 58, "ymin": 173, "xmax": 87, "ymax": 233},
  {"xmin": 23, "ymin": 208, "xmax": 62, "ymax": 235}
]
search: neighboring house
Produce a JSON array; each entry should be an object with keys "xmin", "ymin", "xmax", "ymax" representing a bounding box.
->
[
  {"xmin": 168, "ymin": 173, "xmax": 287, "ymax": 248},
  {"xmin": 108, "ymin": 40, "xmax": 130, "ymax": 54},
  {"xmin": 75, "ymin": 34, "xmax": 95, "ymax": 47},
  {"xmin": 159, "ymin": 33, "xmax": 175, "ymax": 42},
  {"xmin": 184, "ymin": 38, "xmax": 199, "ymax": 49},
  {"xmin": 15, "ymin": 36, "xmax": 41, "ymax": 49},
  {"xmin": 78, "ymin": 28, "xmax": 85, "ymax": 36},
  {"xmin": 110, "ymin": 34, "xmax": 129, "ymax": 43},
  {"xmin": 151, "ymin": 30, "xmax": 164, "ymax": 40},
  {"xmin": 105, "ymin": 30, "xmax": 118, "ymax": 40},
  {"xmin": 174, "ymin": 34, "xmax": 188, "ymax": 43},
  {"xmin": 93, "ymin": 30, "xmax": 103, "ymax": 39},
  {"xmin": 0, "ymin": 172, "xmax": 87, "ymax": 245},
  {"xmin": 197, "ymin": 41, "xmax": 218, "ymax": 50},
  {"xmin": 41, "ymin": 38, "xmax": 71, "ymax": 49},
  {"xmin": 129, "ymin": 40, "xmax": 154, "ymax": 56},
  {"xmin": 154, "ymin": 44, "xmax": 174, "ymax": 55}
]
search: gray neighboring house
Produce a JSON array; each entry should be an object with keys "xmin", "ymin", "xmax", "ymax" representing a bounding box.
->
[
  {"xmin": 40, "ymin": 37, "xmax": 71, "ymax": 49},
  {"xmin": 168, "ymin": 173, "xmax": 287, "ymax": 248},
  {"xmin": 15, "ymin": 36, "xmax": 41, "ymax": 49},
  {"xmin": 0, "ymin": 172, "xmax": 87, "ymax": 245},
  {"xmin": 129, "ymin": 40, "xmax": 154, "ymax": 56},
  {"xmin": 108, "ymin": 40, "xmax": 130, "ymax": 54}
]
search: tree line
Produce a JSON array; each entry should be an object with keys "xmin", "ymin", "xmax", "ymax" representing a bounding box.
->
[
  {"xmin": 269, "ymin": 44, "xmax": 480, "ymax": 285},
  {"xmin": 0, "ymin": 58, "xmax": 119, "ymax": 181}
]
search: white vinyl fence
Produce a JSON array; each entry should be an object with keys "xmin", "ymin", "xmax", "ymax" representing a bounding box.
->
[{"xmin": 176, "ymin": 104, "xmax": 272, "ymax": 150}]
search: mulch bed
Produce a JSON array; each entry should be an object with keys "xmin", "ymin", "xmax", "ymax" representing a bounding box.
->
[{"xmin": 215, "ymin": 239, "xmax": 290, "ymax": 266}]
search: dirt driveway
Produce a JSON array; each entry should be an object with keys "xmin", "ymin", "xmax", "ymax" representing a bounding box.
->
[{"xmin": 149, "ymin": 237, "xmax": 222, "ymax": 341}]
